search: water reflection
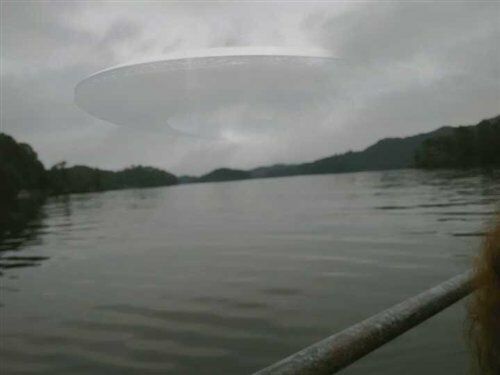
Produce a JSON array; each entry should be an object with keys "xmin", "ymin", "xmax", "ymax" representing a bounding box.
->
[
  {"xmin": 0, "ymin": 211, "xmax": 49, "ymax": 275},
  {"xmin": 0, "ymin": 256, "xmax": 49, "ymax": 270}
]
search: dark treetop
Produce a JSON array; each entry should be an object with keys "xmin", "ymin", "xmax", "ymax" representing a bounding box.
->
[{"xmin": 0, "ymin": 133, "xmax": 177, "ymax": 235}]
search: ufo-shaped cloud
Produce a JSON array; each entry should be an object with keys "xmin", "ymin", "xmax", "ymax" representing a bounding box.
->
[{"xmin": 75, "ymin": 47, "xmax": 340, "ymax": 138}]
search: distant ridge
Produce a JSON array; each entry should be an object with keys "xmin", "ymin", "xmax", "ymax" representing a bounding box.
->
[
  {"xmin": 183, "ymin": 115, "xmax": 499, "ymax": 183},
  {"xmin": 415, "ymin": 115, "xmax": 500, "ymax": 169},
  {"xmin": 197, "ymin": 168, "xmax": 251, "ymax": 183},
  {"xmin": 4, "ymin": 114, "xmax": 496, "ymax": 235}
]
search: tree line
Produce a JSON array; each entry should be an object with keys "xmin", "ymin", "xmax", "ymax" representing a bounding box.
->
[
  {"xmin": 2, "ymin": 114, "xmax": 498, "ymax": 233},
  {"xmin": 47, "ymin": 162, "xmax": 178, "ymax": 195},
  {"xmin": 415, "ymin": 116, "xmax": 500, "ymax": 169},
  {"xmin": 0, "ymin": 133, "xmax": 178, "ymax": 234}
]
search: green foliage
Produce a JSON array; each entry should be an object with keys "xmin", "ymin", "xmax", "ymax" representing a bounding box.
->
[
  {"xmin": 0, "ymin": 132, "xmax": 178, "ymax": 234},
  {"xmin": 115, "ymin": 165, "xmax": 178, "ymax": 188},
  {"xmin": 0, "ymin": 133, "xmax": 47, "ymax": 197},
  {"xmin": 47, "ymin": 164, "xmax": 178, "ymax": 195},
  {"xmin": 187, "ymin": 115, "xmax": 499, "ymax": 184},
  {"xmin": 198, "ymin": 168, "xmax": 251, "ymax": 183},
  {"xmin": 0, "ymin": 133, "xmax": 47, "ymax": 233},
  {"xmin": 415, "ymin": 116, "xmax": 500, "ymax": 169},
  {"xmin": 244, "ymin": 126, "xmax": 454, "ymax": 179},
  {"xmin": 183, "ymin": 115, "xmax": 498, "ymax": 185},
  {"xmin": 0, "ymin": 133, "xmax": 178, "ymax": 198}
]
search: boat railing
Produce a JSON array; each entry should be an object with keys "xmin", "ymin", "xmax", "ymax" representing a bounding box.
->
[{"xmin": 253, "ymin": 271, "xmax": 473, "ymax": 375}]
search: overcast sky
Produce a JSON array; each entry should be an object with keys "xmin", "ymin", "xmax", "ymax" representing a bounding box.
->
[{"xmin": 1, "ymin": 1, "xmax": 499, "ymax": 175}]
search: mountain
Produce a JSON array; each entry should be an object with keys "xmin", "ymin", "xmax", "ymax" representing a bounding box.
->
[
  {"xmin": 303, "ymin": 127, "xmax": 453, "ymax": 174},
  {"xmin": 182, "ymin": 115, "xmax": 498, "ymax": 184},
  {"xmin": 415, "ymin": 115, "xmax": 500, "ymax": 169},
  {"xmin": 183, "ymin": 126, "xmax": 452, "ymax": 183},
  {"xmin": 197, "ymin": 168, "xmax": 251, "ymax": 183}
]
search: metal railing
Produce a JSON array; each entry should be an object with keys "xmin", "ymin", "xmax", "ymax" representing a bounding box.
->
[{"xmin": 254, "ymin": 271, "xmax": 474, "ymax": 375}]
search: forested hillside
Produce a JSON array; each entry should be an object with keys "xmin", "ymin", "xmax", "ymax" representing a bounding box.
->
[
  {"xmin": 47, "ymin": 164, "xmax": 178, "ymax": 195},
  {"xmin": 0, "ymin": 133, "xmax": 178, "ymax": 235},
  {"xmin": 415, "ymin": 116, "xmax": 500, "ymax": 169},
  {"xmin": 179, "ymin": 115, "xmax": 499, "ymax": 185}
]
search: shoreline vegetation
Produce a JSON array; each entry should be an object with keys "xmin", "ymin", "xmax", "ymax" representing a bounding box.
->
[
  {"xmin": 183, "ymin": 114, "xmax": 499, "ymax": 183},
  {"xmin": 1, "ymin": 114, "xmax": 498, "ymax": 235},
  {"xmin": 0, "ymin": 134, "xmax": 178, "ymax": 235}
]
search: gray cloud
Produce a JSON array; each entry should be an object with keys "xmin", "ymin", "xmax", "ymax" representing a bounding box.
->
[{"xmin": 1, "ymin": 1, "xmax": 499, "ymax": 175}]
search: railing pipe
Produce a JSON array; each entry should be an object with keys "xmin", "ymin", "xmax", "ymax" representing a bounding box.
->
[{"xmin": 254, "ymin": 271, "xmax": 474, "ymax": 375}]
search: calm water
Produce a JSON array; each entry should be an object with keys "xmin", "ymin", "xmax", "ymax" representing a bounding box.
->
[{"xmin": 1, "ymin": 169, "xmax": 499, "ymax": 375}]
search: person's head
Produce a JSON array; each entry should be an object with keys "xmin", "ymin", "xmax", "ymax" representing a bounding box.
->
[{"xmin": 469, "ymin": 215, "xmax": 500, "ymax": 374}]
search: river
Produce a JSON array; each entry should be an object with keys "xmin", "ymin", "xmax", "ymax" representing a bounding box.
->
[{"xmin": 1, "ymin": 169, "xmax": 499, "ymax": 374}]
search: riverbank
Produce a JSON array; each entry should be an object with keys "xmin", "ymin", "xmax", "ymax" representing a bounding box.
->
[
  {"xmin": 0, "ymin": 133, "xmax": 178, "ymax": 237},
  {"xmin": 2, "ymin": 114, "xmax": 498, "ymax": 235}
]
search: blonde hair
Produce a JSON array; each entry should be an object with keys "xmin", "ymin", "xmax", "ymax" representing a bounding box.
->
[{"xmin": 468, "ymin": 215, "xmax": 500, "ymax": 374}]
